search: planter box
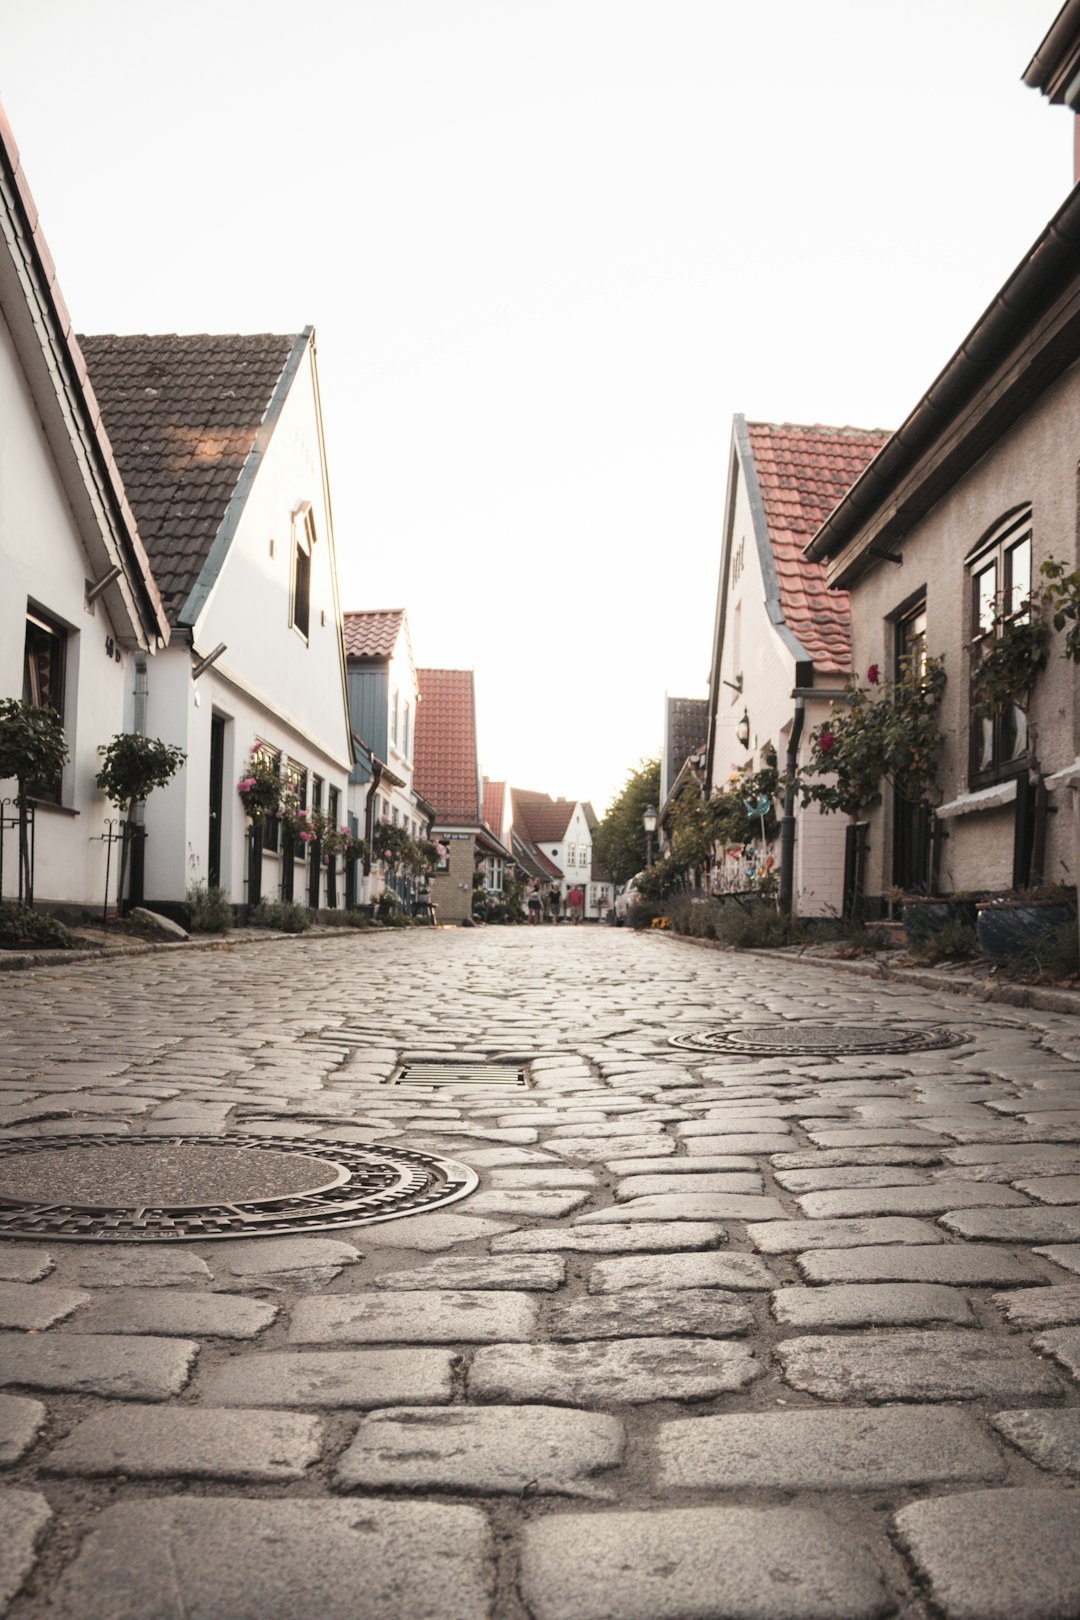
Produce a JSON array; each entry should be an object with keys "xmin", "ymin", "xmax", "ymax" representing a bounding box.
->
[
  {"xmin": 976, "ymin": 901, "xmax": 1075, "ymax": 962},
  {"xmin": 901, "ymin": 898, "xmax": 977, "ymax": 949}
]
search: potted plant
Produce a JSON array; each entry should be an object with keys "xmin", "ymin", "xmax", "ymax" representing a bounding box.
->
[
  {"xmin": 976, "ymin": 884, "xmax": 1076, "ymax": 962},
  {"xmin": 0, "ymin": 698, "xmax": 68, "ymax": 907},
  {"xmin": 96, "ymin": 733, "xmax": 186, "ymax": 912},
  {"xmin": 236, "ymin": 754, "xmax": 282, "ymax": 823}
]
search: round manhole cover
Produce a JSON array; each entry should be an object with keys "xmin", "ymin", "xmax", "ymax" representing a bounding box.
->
[
  {"xmin": 670, "ymin": 1024, "xmax": 967, "ymax": 1057},
  {"xmin": 0, "ymin": 1134, "xmax": 478, "ymax": 1242}
]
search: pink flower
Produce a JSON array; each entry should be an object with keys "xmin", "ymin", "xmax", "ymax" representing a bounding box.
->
[
  {"xmin": 819, "ymin": 730, "xmax": 836, "ymax": 754},
  {"xmin": 237, "ymin": 777, "xmax": 256, "ymax": 792},
  {"xmin": 867, "ymin": 664, "xmax": 880, "ymax": 685}
]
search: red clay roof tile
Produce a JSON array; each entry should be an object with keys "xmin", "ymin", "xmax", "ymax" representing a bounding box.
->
[
  {"xmin": 343, "ymin": 609, "xmax": 405, "ymax": 660},
  {"xmin": 413, "ymin": 668, "xmax": 481, "ymax": 824},
  {"xmin": 746, "ymin": 422, "xmax": 891, "ymax": 675}
]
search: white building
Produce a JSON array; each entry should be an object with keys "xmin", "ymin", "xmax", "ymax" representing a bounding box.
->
[
  {"xmin": 704, "ymin": 417, "xmax": 890, "ymax": 916},
  {"xmin": 0, "ymin": 105, "xmax": 171, "ymax": 910},
  {"xmin": 343, "ymin": 609, "xmax": 431, "ymax": 908},
  {"xmin": 79, "ymin": 329, "xmax": 354, "ymax": 915}
]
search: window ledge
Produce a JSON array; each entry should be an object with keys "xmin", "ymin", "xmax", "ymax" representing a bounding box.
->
[
  {"xmin": 1046, "ymin": 757, "xmax": 1080, "ymax": 792},
  {"xmin": 936, "ymin": 780, "xmax": 1018, "ymax": 820},
  {"xmin": 25, "ymin": 799, "xmax": 80, "ymax": 819}
]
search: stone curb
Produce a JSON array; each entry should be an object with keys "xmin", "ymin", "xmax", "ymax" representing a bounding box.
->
[
  {"xmin": 0, "ymin": 926, "xmax": 396, "ymax": 975},
  {"xmin": 653, "ymin": 929, "xmax": 1080, "ymax": 1018}
]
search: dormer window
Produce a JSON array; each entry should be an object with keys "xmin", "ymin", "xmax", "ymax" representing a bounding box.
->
[{"xmin": 290, "ymin": 504, "xmax": 315, "ymax": 641}]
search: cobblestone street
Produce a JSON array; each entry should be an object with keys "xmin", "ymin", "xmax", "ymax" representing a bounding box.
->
[{"xmin": 3, "ymin": 926, "xmax": 1080, "ymax": 1618}]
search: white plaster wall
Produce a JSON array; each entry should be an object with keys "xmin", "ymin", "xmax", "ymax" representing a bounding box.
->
[
  {"xmin": 709, "ymin": 463, "xmax": 848, "ymax": 915},
  {"xmin": 842, "ymin": 363, "xmax": 1080, "ymax": 900},
  {"xmin": 0, "ymin": 307, "xmax": 138, "ymax": 907},
  {"xmin": 139, "ymin": 341, "xmax": 353, "ymax": 908},
  {"xmin": 190, "ymin": 341, "xmax": 352, "ymax": 770}
]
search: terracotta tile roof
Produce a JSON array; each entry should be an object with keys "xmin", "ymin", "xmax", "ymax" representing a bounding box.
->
[
  {"xmin": 343, "ymin": 609, "xmax": 405, "ymax": 661},
  {"xmin": 746, "ymin": 422, "xmax": 891, "ymax": 675},
  {"xmin": 512, "ymin": 831, "xmax": 563, "ymax": 881},
  {"xmin": 78, "ymin": 332, "xmax": 297, "ymax": 624},
  {"xmin": 413, "ymin": 668, "xmax": 480, "ymax": 823},
  {"xmin": 511, "ymin": 789, "xmax": 576, "ymax": 846},
  {"xmin": 482, "ymin": 779, "xmax": 505, "ymax": 836}
]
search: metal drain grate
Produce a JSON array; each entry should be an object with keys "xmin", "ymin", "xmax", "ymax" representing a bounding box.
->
[
  {"xmin": 0, "ymin": 1133, "xmax": 478, "ymax": 1242},
  {"xmin": 391, "ymin": 1063, "xmax": 529, "ymax": 1088},
  {"xmin": 670, "ymin": 1024, "xmax": 967, "ymax": 1057}
]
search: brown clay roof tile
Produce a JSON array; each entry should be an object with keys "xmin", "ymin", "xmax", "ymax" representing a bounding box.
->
[
  {"xmin": 78, "ymin": 332, "xmax": 297, "ymax": 625},
  {"xmin": 343, "ymin": 609, "xmax": 405, "ymax": 661}
]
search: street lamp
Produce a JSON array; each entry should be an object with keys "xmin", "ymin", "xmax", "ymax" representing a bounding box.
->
[
  {"xmin": 736, "ymin": 710, "xmax": 751, "ymax": 748},
  {"xmin": 642, "ymin": 804, "xmax": 657, "ymax": 868}
]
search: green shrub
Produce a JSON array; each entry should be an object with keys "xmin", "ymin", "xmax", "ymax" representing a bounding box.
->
[
  {"xmin": 320, "ymin": 909, "xmax": 373, "ymax": 929},
  {"xmin": 1010, "ymin": 917, "xmax": 1079, "ymax": 983},
  {"xmin": 628, "ymin": 900, "xmax": 668, "ymax": 930},
  {"xmin": 712, "ymin": 900, "xmax": 794, "ymax": 949},
  {"xmin": 911, "ymin": 916, "xmax": 978, "ymax": 963},
  {"xmin": 251, "ymin": 899, "xmax": 312, "ymax": 933},
  {"xmin": 0, "ymin": 904, "xmax": 77, "ymax": 951},
  {"xmin": 186, "ymin": 883, "xmax": 233, "ymax": 933}
]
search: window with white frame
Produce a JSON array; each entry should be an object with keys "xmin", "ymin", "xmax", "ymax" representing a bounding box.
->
[
  {"xmin": 290, "ymin": 504, "xmax": 315, "ymax": 640},
  {"xmin": 968, "ymin": 507, "xmax": 1033, "ymax": 786},
  {"xmin": 485, "ymin": 857, "xmax": 503, "ymax": 892},
  {"xmin": 23, "ymin": 606, "xmax": 68, "ymax": 803},
  {"xmin": 391, "ymin": 688, "xmax": 399, "ymax": 747}
]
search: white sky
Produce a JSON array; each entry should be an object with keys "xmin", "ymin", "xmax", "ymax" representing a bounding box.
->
[{"xmin": 2, "ymin": 0, "xmax": 1072, "ymax": 814}]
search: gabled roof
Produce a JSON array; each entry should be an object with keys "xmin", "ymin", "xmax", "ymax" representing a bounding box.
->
[
  {"xmin": 413, "ymin": 668, "xmax": 481, "ymax": 823},
  {"xmin": 512, "ymin": 788, "xmax": 577, "ymax": 845},
  {"xmin": 745, "ymin": 421, "xmax": 892, "ymax": 674},
  {"xmin": 78, "ymin": 331, "xmax": 302, "ymax": 626},
  {"xmin": 343, "ymin": 608, "xmax": 406, "ymax": 661},
  {"xmin": 664, "ymin": 695, "xmax": 708, "ymax": 798},
  {"xmin": 0, "ymin": 103, "xmax": 169, "ymax": 649},
  {"xmin": 482, "ymin": 779, "xmax": 506, "ymax": 837},
  {"xmin": 512, "ymin": 830, "xmax": 563, "ymax": 882}
]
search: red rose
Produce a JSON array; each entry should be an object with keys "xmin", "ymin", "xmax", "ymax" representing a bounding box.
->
[
  {"xmin": 819, "ymin": 730, "xmax": 836, "ymax": 754},
  {"xmin": 867, "ymin": 664, "xmax": 880, "ymax": 685}
]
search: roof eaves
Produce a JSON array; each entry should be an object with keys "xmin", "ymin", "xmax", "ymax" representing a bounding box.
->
[
  {"xmin": 1023, "ymin": 0, "xmax": 1080, "ymax": 104},
  {"xmin": 0, "ymin": 103, "xmax": 170, "ymax": 649},
  {"xmin": 176, "ymin": 327, "xmax": 309, "ymax": 629},
  {"xmin": 806, "ymin": 181, "xmax": 1080, "ymax": 580}
]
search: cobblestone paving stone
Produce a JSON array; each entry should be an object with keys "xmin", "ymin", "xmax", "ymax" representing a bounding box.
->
[{"xmin": 4, "ymin": 927, "xmax": 1080, "ymax": 1615}]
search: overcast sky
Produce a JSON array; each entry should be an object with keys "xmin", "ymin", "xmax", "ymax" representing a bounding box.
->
[{"xmin": 2, "ymin": 1, "xmax": 1072, "ymax": 814}]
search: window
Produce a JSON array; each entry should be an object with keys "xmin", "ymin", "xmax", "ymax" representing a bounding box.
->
[
  {"xmin": 285, "ymin": 760, "xmax": 308, "ymax": 861},
  {"xmin": 402, "ymin": 702, "xmax": 410, "ymax": 758},
  {"xmin": 290, "ymin": 505, "xmax": 315, "ymax": 640},
  {"xmin": 567, "ymin": 842, "xmax": 576, "ymax": 866},
  {"xmin": 392, "ymin": 806, "xmax": 399, "ymax": 826},
  {"xmin": 485, "ymin": 857, "xmax": 503, "ymax": 893},
  {"xmin": 253, "ymin": 742, "xmax": 282, "ymax": 851},
  {"xmin": 895, "ymin": 600, "xmax": 927, "ymax": 682},
  {"xmin": 22, "ymin": 608, "xmax": 67, "ymax": 802},
  {"xmin": 968, "ymin": 508, "xmax": 1033, "ymax": 784},
  {"xmin": 391, "ymin": 688, "xmax": 399, "ymax": 747}
]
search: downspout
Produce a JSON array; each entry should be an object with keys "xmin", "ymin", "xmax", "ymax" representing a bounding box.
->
[
  {"xmin": 364, "ymin": 759, "xmax": 383, "ymax": 903},
  {"xmin": 779, "ymin": 696, "xmax": 806, "ymax": 917},
  {"xmin": 128, "ymin": 652, "xmax": 149, "ymax": 907}
]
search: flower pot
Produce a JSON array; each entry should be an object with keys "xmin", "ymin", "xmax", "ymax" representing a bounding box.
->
[
  {"xmin": 901, "ymin": 897, "xmax": 977, "ymax": 949},
  {"xmin": 976, "ymin": 901, "xmax": 1075, "ymax": 962}
]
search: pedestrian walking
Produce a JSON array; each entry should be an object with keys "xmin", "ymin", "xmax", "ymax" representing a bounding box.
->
[
  {"xmin": 526, "ymin": 881, "xmax": 543, "ymax": 925},
  {"xmin": 548, "ymin": 886, "xmax": 562, "ymax": 924},
  {"xmin": 567, "ymin": 884, "xmax": 584, "ymax": 923}
]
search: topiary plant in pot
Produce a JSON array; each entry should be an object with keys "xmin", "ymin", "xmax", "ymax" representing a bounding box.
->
[
  {"xmin": 96, "ymin": 733, "xmax": 186, "ymax": 913},
  {"xmin": 0, "ymin": 699, "xmax": 69, "ymax": 907}
]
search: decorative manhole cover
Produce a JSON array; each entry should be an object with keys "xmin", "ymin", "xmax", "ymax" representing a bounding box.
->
[
  {"xmin": 391, "ymin": 1063, "xmax": 528, "ymax": 1088},
  {"xmin": 670, "ymin": 1024, "xmax": 967, "ymax": 1057},
  {"xmin": 0, "ymin": 1133, "xmax": 478, "ymax": 1242}
]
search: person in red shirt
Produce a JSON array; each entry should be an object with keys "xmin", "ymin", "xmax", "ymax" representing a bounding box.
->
[{"xmin": 567, "ymin": 884, "xmax": 584, "ymax": 923}]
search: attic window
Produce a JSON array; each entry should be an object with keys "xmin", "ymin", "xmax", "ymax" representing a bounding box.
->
[{"xmin": 291, "ymin": 504, "xmax": 315, "ymax": 641}]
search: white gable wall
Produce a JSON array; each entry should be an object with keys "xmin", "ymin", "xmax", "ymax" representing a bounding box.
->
[
  {"xmin": 141, "ymin": 339, "xmax": 353, "ymax": 909},
  {"xmin": 0, "ymin": 306, "xmax": 136, "ymax": 907},
  {"xmin": 710, "ymin": 448, "xmax": 848, "ymax": 916}
]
